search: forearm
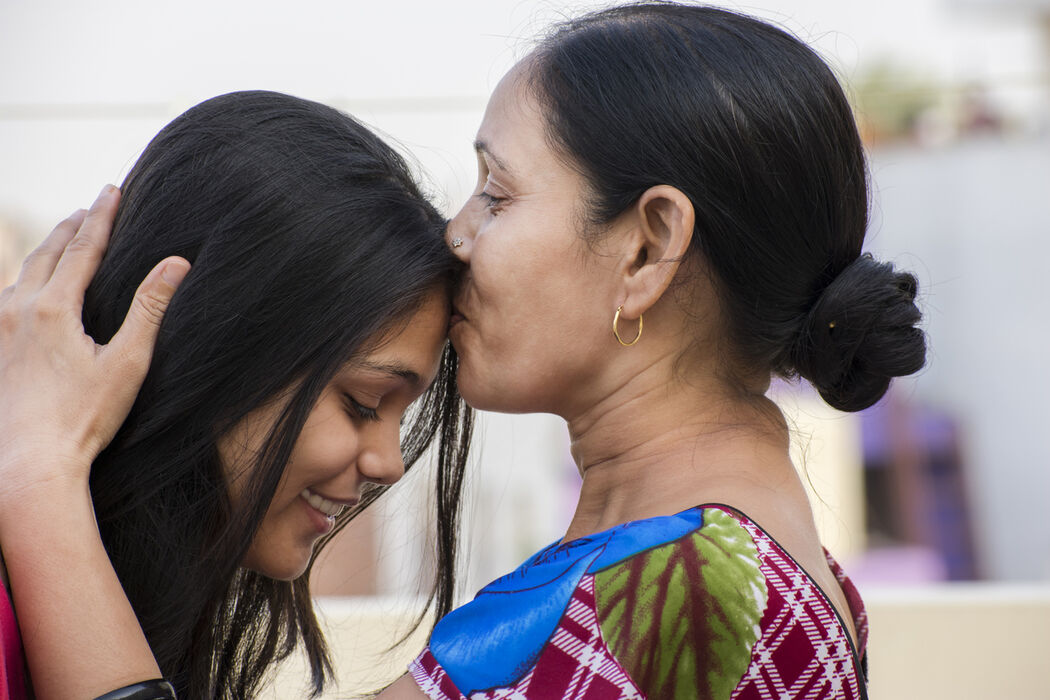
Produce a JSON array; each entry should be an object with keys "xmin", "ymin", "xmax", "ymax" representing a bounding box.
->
[
  {"xmin": 0, "ymin": 476, "xmax": 161, "ymax": 699},
  {"xmin": 0, "ymin": 190, "xmax": 188, "ymax": 697}
]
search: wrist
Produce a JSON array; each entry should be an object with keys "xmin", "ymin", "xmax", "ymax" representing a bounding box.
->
[
  {"xmin": 93, "ymin": 679, "xmax": 176, "ymax": 700},
  {"xmin": 0, "ymin": 446, "xmax": 94, "ymax": 490},
  {"xmin": 0, "ymin": 461, "xmax": 95, "ymax": 540},
  {"xmin": 0, "ymin": 430, "xmax": 99, "ymax": 471}
]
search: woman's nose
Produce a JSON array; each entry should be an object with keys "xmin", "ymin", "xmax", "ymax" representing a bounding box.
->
[
  {"xmin": 356, "ymin": 422, "xmax": 406, "ymax": 486},
  {"xmin": 446, "ymin": 208, "xmax": 474, "ymax": 262}
]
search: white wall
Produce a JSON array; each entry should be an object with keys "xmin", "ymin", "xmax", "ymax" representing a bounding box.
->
[
  {"xmin": 2, "ymin": 0, "xmax": 1043, "ymax": 226},
  {"xmin": 867, "ymin": 135, "xmax": 1050, "ymax": 580}
]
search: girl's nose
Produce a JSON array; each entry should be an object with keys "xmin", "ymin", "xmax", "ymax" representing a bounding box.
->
[{"xmin": 356, "ymin": 422, "xmax": 405, "ymax": 486}]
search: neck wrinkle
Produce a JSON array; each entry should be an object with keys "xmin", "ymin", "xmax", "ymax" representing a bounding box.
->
[{"xmin": 562, "ymin": 352, "xmax": 791, "ymax": 542}]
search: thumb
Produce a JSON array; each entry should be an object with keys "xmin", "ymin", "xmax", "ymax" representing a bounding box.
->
[{"xmin": 108, "ymin": 256, "xmax": 191, "ymax": 371}]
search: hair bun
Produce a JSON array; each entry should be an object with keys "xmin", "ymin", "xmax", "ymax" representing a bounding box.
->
[{"xmin": 791, "ymin": 253, "xmax": 926, "ymax": 412}]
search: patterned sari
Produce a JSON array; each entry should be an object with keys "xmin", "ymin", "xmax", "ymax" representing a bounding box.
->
[{"xmin": 412, "ymin": 505, "xmax": 868, "ymax": 700}]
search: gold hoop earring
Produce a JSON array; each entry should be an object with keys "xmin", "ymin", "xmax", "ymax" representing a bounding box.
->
[{"xmin": 613, "ymin": 305, "xmax": 643, "ymax": 347}]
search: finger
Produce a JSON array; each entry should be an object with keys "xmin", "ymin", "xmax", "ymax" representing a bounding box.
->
[
  {"xmin": 105, "ymin": 256, "xmax": 191, "ymax": 376},
  {"xmin": 14, "ymin": 209, "xmax": 88, "ymax": 290},
  {"xmin": 49, "ymin": 185, "xmax": 120, "ymax": 299}
]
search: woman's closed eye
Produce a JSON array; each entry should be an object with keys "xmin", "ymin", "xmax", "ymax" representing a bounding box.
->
[
  {"xmin": 476, "ymin": 191, "xmax": 507, "ymax": 214},
  {"xmin": 342, "ymin": 393, "xmax": 380, "ymax": 422}
]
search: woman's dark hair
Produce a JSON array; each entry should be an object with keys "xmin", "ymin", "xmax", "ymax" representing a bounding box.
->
[
  {"xmin": 82, "ymin": 90, "xmax": 472, "ymax": 698},
  {"xmin": 529, "ymin": 3, "xmax": 925, "ymax": 411}
]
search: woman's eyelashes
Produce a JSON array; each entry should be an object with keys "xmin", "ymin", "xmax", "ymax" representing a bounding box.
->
[
  {"xmin": 476, "ymin": 191, "xmax": 507, "ymax": 214},
  {"xmin": 342, "ymin": 393, "xmax": 380, "ymax": 422},
  {"xmin": 476, "ymin": 176, "xmax": 508, "ymax": 215}
]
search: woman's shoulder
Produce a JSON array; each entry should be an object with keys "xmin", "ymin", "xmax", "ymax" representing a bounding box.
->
[
  {"xmin": 412, "ymin": 505, "xmax": 867, "ymax": 699},
  {"xmin": 587, "ymin": 505, "xmax": 768, "ymax": 697},
  {"xmin": 410, "ymin": 506, "xmax": 761, "ymax": 698},
  {"xmin": 598, "ymin": 503, "xmax": 868, "ymax": 699}
]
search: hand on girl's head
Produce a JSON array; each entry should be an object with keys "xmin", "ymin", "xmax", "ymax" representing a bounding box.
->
[{"xmin": 0, "ymin": 185, "xmax": 189, "ymax": 501}]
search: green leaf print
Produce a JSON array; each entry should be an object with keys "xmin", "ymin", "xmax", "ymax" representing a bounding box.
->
[{"xmin": 594, "ymin": 508, "xmax": 767, "ymax": 699}]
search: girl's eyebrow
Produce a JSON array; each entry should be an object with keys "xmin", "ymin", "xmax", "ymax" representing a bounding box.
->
[
  {"xmin": 474, "ymin": 139, "xmax": 514, "ymax": 175},
  {"xmin": 357, "ymin": 360, "xmax": 424, "ymax": 388}
]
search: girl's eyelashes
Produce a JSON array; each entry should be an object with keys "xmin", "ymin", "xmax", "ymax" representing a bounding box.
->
[{"xmin": 343, "ymin": 393, "xmax": 380, "ymax": 422}]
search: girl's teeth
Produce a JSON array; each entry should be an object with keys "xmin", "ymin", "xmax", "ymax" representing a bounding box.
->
[{"xmin": 301, "ymin": 489, "xmax": 344, "ymax": 518}]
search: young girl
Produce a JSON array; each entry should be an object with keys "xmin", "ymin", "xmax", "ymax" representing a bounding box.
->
[{"xmin": 0, "ymin": 90, "xmax": 471, "ymax": 699}]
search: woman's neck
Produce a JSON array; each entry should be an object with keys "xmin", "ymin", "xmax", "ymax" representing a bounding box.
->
[{"xmin": 562, "ymin": 360, "xmax": 797, "ymax": 542}]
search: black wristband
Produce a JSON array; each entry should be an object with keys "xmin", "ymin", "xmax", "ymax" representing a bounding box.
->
[{"xmin": 92, "ymin": 679, "xmax": 176, "ymax": 700}]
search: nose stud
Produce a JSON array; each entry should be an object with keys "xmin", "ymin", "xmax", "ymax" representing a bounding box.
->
[{"xmin": 450, "ymin": 237, "xmax": 464, "ymax": 249}]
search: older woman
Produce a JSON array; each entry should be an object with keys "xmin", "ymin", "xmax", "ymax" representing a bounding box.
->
[
  {"xmin": 1, "ymin": 4, "xmax": 922, "ymax": 699},
  {"xmin": 385, "ymin": 5, "xmax": 921, "ymax": 698}
]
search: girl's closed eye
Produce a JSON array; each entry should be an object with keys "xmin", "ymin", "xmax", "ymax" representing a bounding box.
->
[{"xmin": 343, "ymin": 393, "xmax": 380, "ymax": 422}]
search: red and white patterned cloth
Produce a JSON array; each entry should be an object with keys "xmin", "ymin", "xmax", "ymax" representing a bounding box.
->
[
  {"xmin": 412, "ymin": 576, "xmax": 643, "ymax": 700},
  {"xmin": 411, "ymin": 506, "xmax": 868, "ymax": 700},
  {"xmin": 730, "ymin": 519, "xmax": 865, "ymax": 699}
]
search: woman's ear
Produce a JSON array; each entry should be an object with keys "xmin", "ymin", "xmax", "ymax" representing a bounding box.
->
[{"xmin": 615, "ymin": 185, "xmax": 695, "ymax": 319}]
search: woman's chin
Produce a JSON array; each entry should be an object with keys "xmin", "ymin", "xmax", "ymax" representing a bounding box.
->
[
  {"xmin": 457, "ymin": 373, "xmax": 547, "ymax": 415},
  {"xmin": 456, "ymin": 373, "xmax": 504, "ymax": 412}
]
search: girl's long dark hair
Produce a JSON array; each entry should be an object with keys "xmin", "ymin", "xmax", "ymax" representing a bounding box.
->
[{"xmin": 81, "ymin": 90, "xmax": 472, "ymax": 698}]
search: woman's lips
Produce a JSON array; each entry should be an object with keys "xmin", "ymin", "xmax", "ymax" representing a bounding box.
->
[{"xmin": 449, "ymin": 304, "xmax": 466, "ymax": 329}]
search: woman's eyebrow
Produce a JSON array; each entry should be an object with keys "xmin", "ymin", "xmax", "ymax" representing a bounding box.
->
[{"xmin": 474, "ymin": 139, "xmax": 514, "ymax": 175}]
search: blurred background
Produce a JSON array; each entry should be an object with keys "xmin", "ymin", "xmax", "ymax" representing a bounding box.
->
[{"xmin": 2, "ymin": 0, "xmax": 1048, "ymax": 697}]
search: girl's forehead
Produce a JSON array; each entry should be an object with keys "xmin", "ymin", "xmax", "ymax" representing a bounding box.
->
[{"xmin": 357, "ymin": 294, "xmax": 449, "ymax": 383}]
